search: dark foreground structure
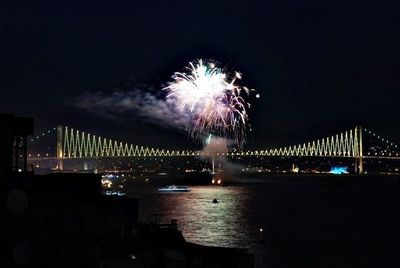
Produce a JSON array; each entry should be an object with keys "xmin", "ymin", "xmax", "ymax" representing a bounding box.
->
[{"xmin": 0, "ymin": 114, "xmax": 253, "ymax": 267}]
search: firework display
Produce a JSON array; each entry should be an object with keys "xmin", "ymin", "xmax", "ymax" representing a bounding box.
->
[{"xmin": 164, "ymin": 59, "xmax": 257, "ymax": 147}]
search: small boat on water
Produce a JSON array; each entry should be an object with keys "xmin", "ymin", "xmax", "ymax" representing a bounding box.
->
[
  {"xmin": 103, "ymin": 189, "xmax": 125, "ymax": 196},
  {"xmin": 158, "ymin": 185, "xmax": 191, "ymax": 193}
]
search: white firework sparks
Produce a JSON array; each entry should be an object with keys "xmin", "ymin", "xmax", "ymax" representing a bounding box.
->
[{"xmin": 164, "ymin": 59, "xmax": 257, "ymax": 147}]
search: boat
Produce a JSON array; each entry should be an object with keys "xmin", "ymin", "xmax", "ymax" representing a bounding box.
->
[
  {"xmin": 158, "ymin": 185, "xmax": 191, "ymax": 192},
  {"xmin": 103, "ymin": 189, "xmax": 125, "ymax": 196}
]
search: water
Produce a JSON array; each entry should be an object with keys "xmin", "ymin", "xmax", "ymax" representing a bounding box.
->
[{"xmin": 125, "ymin": 175, "xmax": 400, "ymax": 268}]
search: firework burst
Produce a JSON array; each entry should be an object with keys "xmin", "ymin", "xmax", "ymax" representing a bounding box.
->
[{"xmin": 164, "ymin": 59, "xmax": 257, "ymax": 147}]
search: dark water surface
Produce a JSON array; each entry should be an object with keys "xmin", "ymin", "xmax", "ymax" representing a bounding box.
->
[{"xmin": 126, "ymin": 175, "xmax": 400, "ymax": 268}]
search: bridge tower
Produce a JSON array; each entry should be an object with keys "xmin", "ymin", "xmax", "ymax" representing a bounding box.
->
[
  {"xmin": 56, "ymin": 125, "xmax": 64, "ymax": 171},
  {"xmin": 355, "ymin": 126, "xmax": 364, "ymax": 174}
]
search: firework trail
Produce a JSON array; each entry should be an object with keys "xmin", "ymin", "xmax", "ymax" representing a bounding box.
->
[{"xmin": 164, "ymin": 59, "xmax": 258, "ymax": 147}]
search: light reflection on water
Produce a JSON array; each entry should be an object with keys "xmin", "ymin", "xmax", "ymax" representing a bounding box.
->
[
  {"xmin": 126, "ymin": 176, "xmax": 400, "ymax": 268},
  {"xmin": 126, "ymin": 185, "xmax": 267, "ymax": 265},
  {"xmin": 158, "ymin": 187, "xmax": 253, "ymax": 247}
]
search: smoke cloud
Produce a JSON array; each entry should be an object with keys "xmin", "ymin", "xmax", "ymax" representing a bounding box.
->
[
  {"xmin": 200, "ymin": 137, "xmax": 232, "ymax": 155},
  {"xmin": 199, "ymin": 136, "xmax": 245, "ymax": 180},
  {"xmin": 73, "ymin": 88, "xmax": 189, "ymax": 130}
]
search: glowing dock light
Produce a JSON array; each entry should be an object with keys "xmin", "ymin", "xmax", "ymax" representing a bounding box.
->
[{"xmin": 329, "ymin": 166, "xmax": 348, "ymax": 175}]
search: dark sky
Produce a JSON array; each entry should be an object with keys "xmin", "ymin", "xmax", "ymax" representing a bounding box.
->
[{"xmin": 1, "ymin": 0, "xmax": 399, "ymax": 149}]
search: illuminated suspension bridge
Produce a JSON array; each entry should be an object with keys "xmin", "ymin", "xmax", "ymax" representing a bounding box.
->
[{"xmin": 28, "ymin": 125, "xmax": 400, "ymax": 174}]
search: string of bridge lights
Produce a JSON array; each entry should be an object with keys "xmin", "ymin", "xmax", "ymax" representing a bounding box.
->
[
  {"xmin": 27, "ymin": 127, "xmax": 57, "ymax": 158},
  {"xmin": 363, "ymin": 128, "xmax": 400, "ymax": 157},
  {"xmin": 27, "ymin": 126, "xmax": 400, "ymax": 159},
  {"xmin": 364, "ymin": 128, "xmax": 399, "ymax": 148},
  {"xmin": 29, "ymin": 127, "xmax": 57, "ymax": 143}
]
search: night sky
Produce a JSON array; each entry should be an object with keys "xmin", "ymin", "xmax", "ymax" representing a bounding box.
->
[{"xmin": 1, "ymin": 0, "xmax": 399, "ymax": 149}]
